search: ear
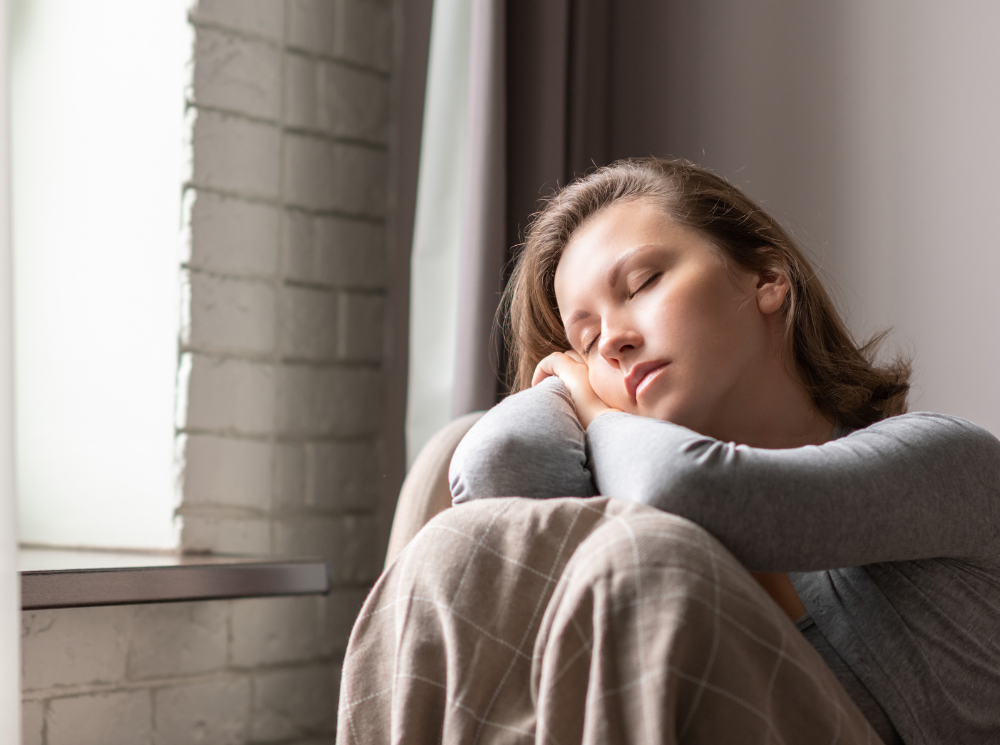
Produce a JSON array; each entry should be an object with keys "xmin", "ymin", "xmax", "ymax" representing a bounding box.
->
[{"xmin": 755, "ymin": 264, "xmax": 791, "ymax": 316}]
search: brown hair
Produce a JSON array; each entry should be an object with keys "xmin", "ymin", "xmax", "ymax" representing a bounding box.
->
[{"xmin": 502, "ymin": 157, "xmax": 910, "ymax": 428}]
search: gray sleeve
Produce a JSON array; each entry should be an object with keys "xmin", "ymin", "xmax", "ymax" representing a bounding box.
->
[
  {"xmin": 449, "ymin": 376, "xmax": 596, "ymax": 504},
  {"xmin": 586, "ymin": 411, "xmax": 1000, "ymax": 572}
]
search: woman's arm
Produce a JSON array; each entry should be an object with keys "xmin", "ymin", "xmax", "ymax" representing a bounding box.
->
[
  {"xmin": 449, "ymin": 377, "xmax": 596, "ymax": 504},
  {"xmin": 587, "ymin": 411, "xmax": 1000, "ymax": 571}
]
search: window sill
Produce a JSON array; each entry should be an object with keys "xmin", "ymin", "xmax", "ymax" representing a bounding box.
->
[{"xmin": 18, "ymin": 546, "xmax": 330, "ymax": 610}]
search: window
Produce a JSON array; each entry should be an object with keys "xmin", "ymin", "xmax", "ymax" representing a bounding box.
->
[{"xmin": 11, "ymin": 0, "xmax": 190, "ymax": 549}]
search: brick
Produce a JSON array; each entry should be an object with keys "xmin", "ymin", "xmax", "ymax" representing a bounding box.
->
[
  {"xmin": 337, "ymin": 292, "xmax": 384, "ymax": 362},
  {"xmin": 185, "ymin": 271, "xmax": 276, "ymax": 355},
  {"xmin": 286, "ymin": 213, "xmax": 386, "ymax": 289},
  {"xmin": 183, "ymin": 353, "xmax": 275, "ymax": 435},
  {"xmin": 193, "ymin": 27, "xmax": 281, "ymax": 120},
  {"xmin": 278, "ymin": 285, "xmax": 339, "ymax": 360},
  {"xmin": 21, "ymin": 607, "xmax": 131, "ymax": 691},
  {"xmin": 308, "ymin": 439, "xmax": 380, "ymax": 511},
  {"xmin": 191, "ymin": 109, "xmax": 281, "ymax": 199},
  {"xmin": 318, "ymin": 61, "xmax": 390, "ymax": 142},
  {"xmin": 184, "ymin": 190, "xmax": 280, "ymax": 277},
  {"xmin": 230, "ymin": 597, "xmax": 322, "ymax": 667},
  {"xmin": 332, "ymin": 0, "xmax": 393, "ymax": 73},
  {"xmin": 182, "ymin": 515, "xmax": 272, "ymax": 554},
  {"xmin": 250, "ymin": 665, "xmax": 339, "ymax": 741},
  {"xmin": 154, "ymin": 678, "xmax": 250, "ymax": 745},
  {"xmin": 182, "ymin": 434, "xmax": 272, "ymax": 510},
  {"xmin": 320, "ymin": 587, "xmax": 370, "ymax": 656},
  {"xmin": 22, "ymin": 700, "xmax": 43, "ymax": 745},
  {"xmin": 274, "ymin": 515, "xmax": 380, "ymax": 582},
  {"xmin": 275, "ymin": 365, "xmax": 382, "ymax": 437},
  {"xmin": 127, "ymin": 602, "xmax": 228, "ymax": 680},
  {"xmin": 274, "ymin": 442, "xmax": 307, "ymax": 507},
  {"xmin": 190, "ymin": 0, "xmax": 285, "ymax": 41},
  {"xmin": 282, "ymin": 135, "xmax": 387, "ymax": 215},
  {"xmin": 287, "ymin": 0, "xmax": 338, "ymax": 56},
  {"xmin": 47, "ymin": 691, "xmax": 152, "ymax": 745},
  {"xmin": 285, "ymin": 52, "xmax": 319, "ymax": 131}
]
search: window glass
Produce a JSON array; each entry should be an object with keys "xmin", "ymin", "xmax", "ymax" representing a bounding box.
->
[{"xmin": 11, "ymin": 0, "xmax": 190, "ymax": 548}]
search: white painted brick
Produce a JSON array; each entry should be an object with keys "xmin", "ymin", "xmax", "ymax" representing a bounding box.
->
[
  {"xmin": 337, "ymin": 292, "xmax": 384, "ymax": 363},
  {"xmin": 250, "ymin": 665, "xmax": 339, "ymax": 741},
  {"xmin": 285, "ymin": 52, "xmax": 319, "ymax": 131},
  {"xmin": 190, "ymin": 0, "xmax": 285, "ymax": 41},
  {"xmin": 332, "ymin": 0, "xmax": 393, "ymax": 73},
  {"xmin": 185, "ymin": 190, "xmax": 280, "ymax": 277},
  {"xmin": 21, "ymin": 607, "xmax": 131, "ymax": 691},
  {"xmin": 230, "ymin": 597, "xmax": 322, "ymax": 667},
  {"xmin": 127, "ymin": 602, "xmax": 228, "ymax": 680},
  {"xmin": 290, "ymin": 0, "xmax": 392, "ymax": 73},
  {"xmin": 182, "ymin": 515, "xmax": 272, "ymax": 554},
  {"xmin": 279, "ymin": 285, "xmax": 338, "ymax": 360},
  {"xmin": 183, "ymin": 434, "xmax": 272, "ymax": 510},
  {"xmin": 274, "ymin": 515, "xmax": 380, "ymax": 582},
  {"xmin": 319, "ymin": 61, "xmax": 390, "ymax": 142},
  {"xmin": 275, "ymin": 365, "xmax": 382, "ymax": 437},
  {"xmin": 282, "ymin": 135, "xmax": 387, "ymax": 215},
  {"xmin": 22, "ymin": 700, "xmax": 43, "ymax": 745},
  {"xmin": 154, "ymin": 678, "xmax": 250, "ymax": 745},
  {"xmin": 47, "ymin": 691, "xmax": 152, "ymax": 745},
  {"xmin": 287, "ymin": 0, "xmax": 338, "ymax": 56},
  {"xmin": 193, "ymin": 27, "xmax": 281, "ymax": 120},
  {"xmin": 192, "ymin": 109, "xmax": 281, "ymax": 199},
  {"xmin": 285, "ymin": 214, "xmax": 386, "ymax": 289},
  {"xmin": 320, "ymin": 588, "xmax": 370, "ymax": 656},
  {"xmin": 185, "ymin": 271, "xmax": 276, "ymax": 355},
  {"xmin": 183, "ymin": 353, "xmax": 275, "ymax": 435},
  {"xmin": 308, "ymin": 439, "xmax": 380, "ymax": 511},
  {"xmin": 273, "ymin": 442, "xmax": 307, "ymax": 507}
]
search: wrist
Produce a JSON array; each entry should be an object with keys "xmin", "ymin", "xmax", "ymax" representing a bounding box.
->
[{"xmin": 577, "ymin": 400, "xmax": 617, "ymax": 429}]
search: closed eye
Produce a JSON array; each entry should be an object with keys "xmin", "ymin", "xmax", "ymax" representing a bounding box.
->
[
  {"xmin": 629, "ymin": 272, "xmax": 661, "ymax": 299},
  {"xmin": 584, "ymin": 333, "xmax": 600, "ymax": 355}
]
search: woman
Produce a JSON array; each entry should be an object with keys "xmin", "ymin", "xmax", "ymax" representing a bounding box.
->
[
  {"xmin": 450, "ymin": 158, "xmax": 1000, "ymax": 741},
  {"xmin": 339, "ymin": 159, "xmax": 1000, "ymax": 744}
]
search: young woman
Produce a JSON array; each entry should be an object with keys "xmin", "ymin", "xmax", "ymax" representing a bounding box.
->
[{"xmin": 447, "ymin": 159, "xmax": 1000, "ymax": 743}]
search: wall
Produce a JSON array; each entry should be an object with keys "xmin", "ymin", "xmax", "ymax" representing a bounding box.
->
[
  {"xmin": 607, "ymin": 0, "xmax": 1000, "ymax": 433},
  {"xmin": 21, "ymin": 0, "xmax": 394, "ymax": 742}
]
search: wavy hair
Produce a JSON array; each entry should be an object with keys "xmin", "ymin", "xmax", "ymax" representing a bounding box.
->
[{"xmin": 502, "ymin": 158, "xmax": 910, "ymax": 428}]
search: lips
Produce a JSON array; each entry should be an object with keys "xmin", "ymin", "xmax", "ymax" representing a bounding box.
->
[{"xmin": 624, "ymin": 360, "xmax": 670, "ymax": 401}]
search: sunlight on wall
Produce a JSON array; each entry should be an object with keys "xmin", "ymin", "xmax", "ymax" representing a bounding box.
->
[{"xmin": 11, "ymin": 0, "xmax": 191, "ymax": 548}]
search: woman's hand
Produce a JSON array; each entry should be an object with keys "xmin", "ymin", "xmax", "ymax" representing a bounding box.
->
[{"xmin": 532, "ymin": 351, "xmax": 620, "ymax": 428}]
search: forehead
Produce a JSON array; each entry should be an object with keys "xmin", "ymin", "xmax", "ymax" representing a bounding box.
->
[{"xmin": 553, "ymin": 200, "xmax": 683, "ymax": 312}]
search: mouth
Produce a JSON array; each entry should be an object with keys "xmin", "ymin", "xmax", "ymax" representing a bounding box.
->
[{"xmin": 624, "ymin": 360, "xmax": 671, "ymax": 402}]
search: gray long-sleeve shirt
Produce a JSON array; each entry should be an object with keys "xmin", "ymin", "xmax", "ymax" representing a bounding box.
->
[{"xmin": 450, "ymin": 378, "xmax": 1000, "ymax": 744}]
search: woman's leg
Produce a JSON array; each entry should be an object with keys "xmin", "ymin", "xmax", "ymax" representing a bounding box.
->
[
  {"xmin": 338, "ymin": 497, "xmax": 882, "ymax": 744},
  {"xmin": 449, "ymin": 377, "xmax": 596, "ymax": 503}
]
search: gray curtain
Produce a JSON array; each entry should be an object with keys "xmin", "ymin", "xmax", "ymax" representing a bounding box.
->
[{"xmin": 452, "ymin": 0, "xmax": 614, "ymax": 417}]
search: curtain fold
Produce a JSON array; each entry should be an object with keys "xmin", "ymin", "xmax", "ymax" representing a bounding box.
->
[{"xmin": 451, "ymin": 0, "xmax": 613, "ymax": 417}]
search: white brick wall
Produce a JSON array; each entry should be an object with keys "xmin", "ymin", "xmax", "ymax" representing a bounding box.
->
[{"xmin": 23, "ymin": 1, "xmax": 394, "ymax": 741}]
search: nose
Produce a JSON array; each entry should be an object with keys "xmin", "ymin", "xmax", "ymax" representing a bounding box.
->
[{"xmin": 597, "ymin": 315, "xmax": 642, "ymax": 368}]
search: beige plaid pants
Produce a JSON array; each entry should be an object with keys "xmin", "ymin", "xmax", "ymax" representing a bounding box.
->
[{"xmin": 338, "ymin": 497, "xmax": 883, "ymax": 744}]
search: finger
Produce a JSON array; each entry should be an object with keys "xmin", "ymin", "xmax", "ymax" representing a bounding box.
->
[
  {"xmin": 565, "ymin": 350, "xmax": 586, "ymax": 365},
  {"xmin": 531, "ymin": 355, "xmax": 556, "ymax": 387},
  {"xmin": 532, "ymin": 351, "xmax": 574, "ymax": 387}
]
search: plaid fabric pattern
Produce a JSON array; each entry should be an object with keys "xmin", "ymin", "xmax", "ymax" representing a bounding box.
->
[{"xmin": 338, "ymin": 497, "xmax": 883, "ymax": 744}]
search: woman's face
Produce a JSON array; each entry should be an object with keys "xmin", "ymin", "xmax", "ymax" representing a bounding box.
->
[{"xmin": 553, "ymin": 198, "xmax": 783, "ymax": 435}]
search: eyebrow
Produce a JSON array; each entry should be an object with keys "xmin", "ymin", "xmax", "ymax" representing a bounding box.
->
[
  {"xmin": 562, "ymin": 244, "xmax": 663, "ymax": 339},
  {"xmin": 608, "ymin": 244, "xmax": 661, "ymax": 286}
]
